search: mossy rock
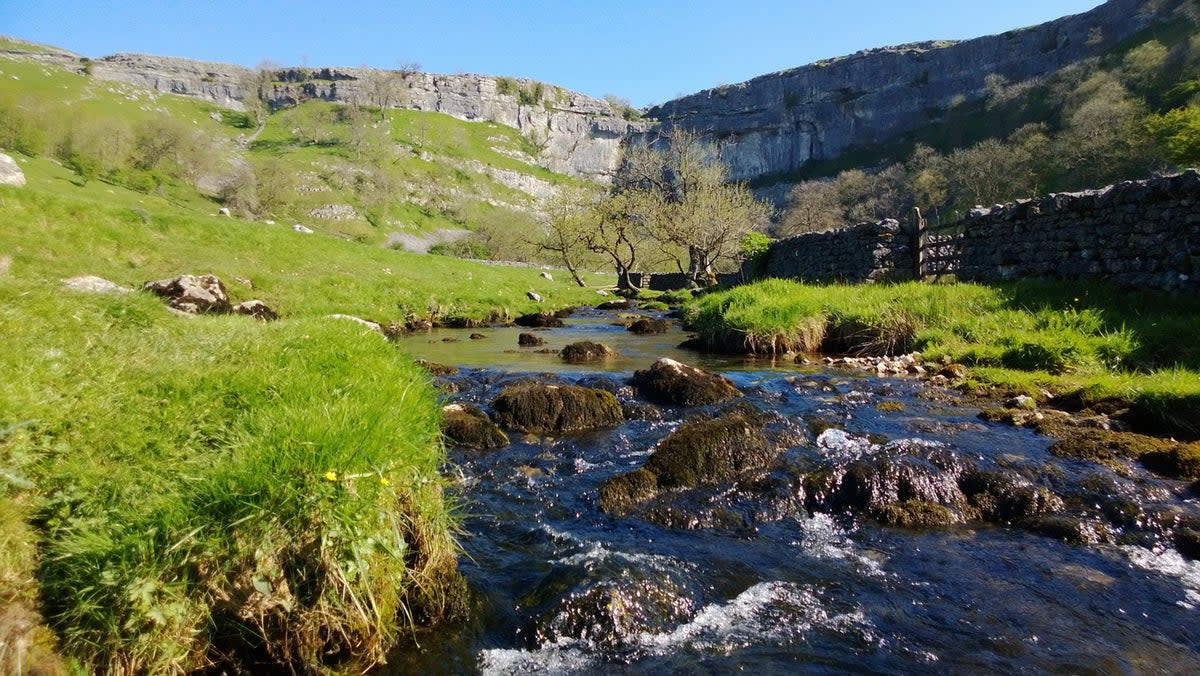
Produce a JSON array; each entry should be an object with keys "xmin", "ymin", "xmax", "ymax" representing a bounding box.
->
[
  {"xmin": 631, "ymin": 357, "xmax": 740, "ymax": 407},
  {"xmin": 514, "ymin": 312, "xmax": 564, "ymax": 328},
  {"xmin": 491, "ymin": 383, "xmax": 623, "ymax": 434},
  {"xmin": 1175, "ymin": 528, "xmax": 1200, "ymax": 561},
  {"xmin": 597, "ymin": 299, "xmax": 633, "ymax": 310},
  {"xmin": 960, "ymin": 470, "xmax": 1063, "ymax": 523},
  {"xmin": 442, "ymin": 403, "xmax": 509, "ymax": 450},
  {"xmin": 627, "ymin": 318, "xmax": 669, "ymax": 335},
  {"xmin": 643, "ymin": 410, "xmax": 774, "ymax": 489},
  {"xmin": 560, "ymin": 341, "xmax": 616, "ymax": 364},
  {"xmin": 1140, "ymin": 442, "xmax": 1200, "ymax": 480},
  {"xmin": 598, "ymin": 468, "xmax": 659, "ymax": 516},
  {"xmin": 414, "ymin": 359, "xmax": 459, "ymax": 376},
  {"xmin": 875, "ymin": 500, "xmax": 955, "ymax": 529}
]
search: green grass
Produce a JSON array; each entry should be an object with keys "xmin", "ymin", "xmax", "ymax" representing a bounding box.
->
[
  {"xmin": 0, "ymin": 184, "xmax": 611, "ymax": 321},
  {"xmin": 0, "ymin": 158, "xmax": 610, "ymax": 671},
  {"xmin": 0, "ymin": 280, "xmax": 460, "ymax": 671},
  {"xmin": 685, "ymin": 278, "xmax": 1200, "ymax": 436}
]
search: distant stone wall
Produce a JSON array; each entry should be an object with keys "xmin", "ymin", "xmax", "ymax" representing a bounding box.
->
[
  {"xmin": 758, "ymin": 170, "xmax": 1200, "ymax": 293},
  {"xmin": 948, "ymin": 170, "xmax": 1200, "ymax": 292},
  {"xmin": 627, "ymin": 271, "xmax": 744, "ymax": 291},
  {"xmin": 763, "ymin": 219, "xmax": 914, "ymax": 283}
]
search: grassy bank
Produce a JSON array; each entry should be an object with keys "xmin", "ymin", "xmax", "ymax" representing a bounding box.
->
[
  {"xmin": 0, "ymin": 280, "xmax": 465, "ymax": 672},
  {"xmin": 0, "ymin": 167, "xmax": 610, "ymax": 671},
  {"xmin": 684, "ymin": 278, "xmax": 1200, "ymax": 437}
]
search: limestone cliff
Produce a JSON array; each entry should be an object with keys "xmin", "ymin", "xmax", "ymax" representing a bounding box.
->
[
  {"xmin": 73, "ymin": 54, "xmax": 642, "ymax": 181},
  {"xmin": 644, "ymin": 0, "xmax": 1165, "ymax": 182}
]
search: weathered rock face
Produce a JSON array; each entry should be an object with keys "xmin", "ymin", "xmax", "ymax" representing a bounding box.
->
[
  {"xmin": 0, "ymin": 152, "xmax": 26, "ymax": 187},
  {"xmin": 74, "ymin": 55, "xmax": 643, "ymax": 181},
  {"xmin": 644, "ymin": 0, "xmax": 1159, "ymax": 182}
]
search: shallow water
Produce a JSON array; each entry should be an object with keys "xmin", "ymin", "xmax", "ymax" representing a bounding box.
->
[{"xmin": 384, "ymin": 310, "xmax": 1200, "ymax": 674}]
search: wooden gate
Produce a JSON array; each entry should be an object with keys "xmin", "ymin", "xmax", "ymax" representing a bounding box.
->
[{"xmin": 913, "ymin": 208, "xmax": 964, "ymax": 280}]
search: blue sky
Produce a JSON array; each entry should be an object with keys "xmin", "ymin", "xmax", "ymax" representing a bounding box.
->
[{"xmin": 4, "ymin": 1, "xmax": 1101, "ymax": 107}]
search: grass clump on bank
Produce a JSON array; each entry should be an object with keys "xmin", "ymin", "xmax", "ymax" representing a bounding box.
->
[
  {"xmin": 0, "ymin": 280, "xmax": 462, "ymax": 672},
  {"xmin": 684, "ymin": 278, "xmax": 1200, "ymax": 436}
]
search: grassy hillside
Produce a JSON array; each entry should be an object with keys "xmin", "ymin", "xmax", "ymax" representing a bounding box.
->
[{"xmin": 0, "ymin": 47, "xmax": 584, "ymax": 258}]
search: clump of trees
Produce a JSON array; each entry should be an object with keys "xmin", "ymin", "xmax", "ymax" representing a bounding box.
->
[{"xmin": 540, "ymin": 128, "xmax": 770, "ymax": 289}]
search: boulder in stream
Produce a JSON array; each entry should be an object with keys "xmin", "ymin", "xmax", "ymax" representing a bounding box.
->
[
  {"xmin": 627, "ymin": 318, "xmax": 669, "ymax": 335},
  {"xmin": 442, "ymin": 403, "xmax": 509, "ymax": 450},
  {"xmin": 514, "ymin": 312, "xmax": 564, "ymax": 328},
  {"xmin": 518, "ymin": 332, "xmax": 545, "ymax": 347},
  {"xmin": 631, "ymin": 358, "xmax": 740, "ymax": 407},
  {"xmin": 492, "ymin": 383, "xmax": 623, "ymax": 434},
  {"xmin": 560, "ymin": 341, "xmax": 616, "ymax": 363}
]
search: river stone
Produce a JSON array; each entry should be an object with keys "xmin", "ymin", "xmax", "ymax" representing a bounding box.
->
[
  {"xmin": 598, "ymin": 468, "xmax": 659, "ymax": 517},
  {"xmin": 644, "ymin": 409, "xmax": 776, "ymax": 489},
  {"xmin": 631, "ymin": 358, "xmax": 740, "ymax": 407},
  {"xmin": 518, "ymin": 332, "xmax": 545, "ymax": 347},
  {"xmin": 627, "ymin": 318, "xmax": 669, "ymax": 335},
  {"xmin": 514, "ymin": 312, "xmax": 564, "ymax": 328},
  {"xmin": 442, "ymin": 403, "xmax": 509, "ymax": 450},
  {"xmin": 491, "ymin": 383, "xmax": 623, "ymax": 434},
  {"xmin": 560, "ymin": 341, "xmax": 615, "ymax": 363},
  {"xmin": 527, "ymin": 578, "xmax": 693, "ymax": 652},
  {"xmin": 959, "ymin": 469, "xmax": 1064, "ymax": 523},
  {"xmin": 1175, "ymin": 528, "xmax": 1200, "ymax": 561},
  {"xmin": 0, "ymin": 152, "xmax": 25, "ymax": 187},
  {"xmin": 597, "ymin": 299, "xmax": 632, "ymax": 310},
  {"xmin": 143, "ymin": 274, "xmax": 232, "ymax": 314}
]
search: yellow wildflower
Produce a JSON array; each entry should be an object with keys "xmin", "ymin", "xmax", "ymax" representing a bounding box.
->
[
  {"xmin": 324, "ymin": 470, "xmax": 338, "ymax": 482},
  {"xmin": 380, "ymin": 477, "xmax": 391, "ymax": 487}
]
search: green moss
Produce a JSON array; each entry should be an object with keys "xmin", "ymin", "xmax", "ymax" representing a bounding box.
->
[
  {"xmin": 559, "ymin": 341, "xmax": 616, "ymax": 363},
  {"xmin": 491, "ymin": 383, "xmax": 623, "ymax": 434},
  {"xmin": 598, "ymin": 468, "xmax": 659, "ymax": 517},
  {"xmin": 442, "ymin": 403, "xmax": 509, "ymax": 450},
  {"xmin": 631, "ymin": 359, "xmax": 741, "ymax": 407},
  {"xmin": 643, "ymin": 410, "xmax": 775, "ymax": 489},
  {"xmin": 874, "ymin": 500, "xmax": 954, "ymax": 529}
]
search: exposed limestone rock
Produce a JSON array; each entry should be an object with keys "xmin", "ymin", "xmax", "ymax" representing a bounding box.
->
[
  {"xmin": 491, "ymin": 383, "xmax": 623, "ymax": 434},
  {"xmin": 442, "ymin": 403, "xmax": 509, "ymax": 450},
  {"xmin": 526, "ymin": 291, "xmax": 544, "ymax": 303},
  {"xmin": 326, "ymin": 314, "xmax": 384, "ymax": 334},
  {"xmin": 308, "ymin": 204, "xmax": 358, "ymax": 221},
  {"xmin": 0, "ymin": 152, "xmax": 25, "ymax": 187},
  {"xmin": 233, "ymin": 300, "xmax": 279, "ymax": 321},
  {"xmin": 631, "ymin": 358, "xmax": 741, "ymax": 407},
  {"xmin": 61, "ymin": 275, "xmax": 132, "ymax": 294},
  {"xmin": 644, "ymin": 0, "xmax": 1156, "ymax": 186},
  {"xmin": 143, "ymin": 274, "xmax": 231, "ymax": 314}
]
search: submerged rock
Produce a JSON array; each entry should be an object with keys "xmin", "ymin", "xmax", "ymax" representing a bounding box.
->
[
  {"xmin": 518, "ymin": 332, "xmax": 545, "ymax": 347},
  {"xmin": 492, "ymin": 383, "xmax": 623, "ymax": 434},
  {"xmin": 560, "ymin": 341, "xmax": 616, "ymax": 363},
  {"xmin": 627, "ymin": 318, "xmax": 669, "ymax": 335},
  {"xmin": 442, "ymin": 403, "xmax": 509, "ymax": 450},
  {"xmin": 514, "ymin": 312, "xmax": 564, "ymax": 328},
  {"xmin": 631, "ymin": 358, "xmax": 740, "ymax": 407},
  {"xmin": 526, "ymin": 577, "xmax": 693, "ymax": 652}
]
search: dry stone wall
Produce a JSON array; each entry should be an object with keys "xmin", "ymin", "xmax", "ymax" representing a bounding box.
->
[
  {"xmin": 759, "ymin": 171, "xmax": 1200, "ymax": 293},
  {"xmin": 950, "ymin": 170, "xmax": 1200, "ymax": 292},
  {"xmin": 763, "ymin": 219, "xmax": 913, "ymax": 283}
]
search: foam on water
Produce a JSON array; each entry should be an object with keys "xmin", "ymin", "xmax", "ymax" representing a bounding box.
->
[
  {"xmin": 1122, "ymin": 545, "xmax": 1200, "ymax": 610},
  {"xmin": 792, "ymin": 513, "xmax": 886, "ymax": 575}
]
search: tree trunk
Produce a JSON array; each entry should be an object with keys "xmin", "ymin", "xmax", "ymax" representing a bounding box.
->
[{"xmin": 616, "ymin": 267, "xmax": 637, "ymax": 291}]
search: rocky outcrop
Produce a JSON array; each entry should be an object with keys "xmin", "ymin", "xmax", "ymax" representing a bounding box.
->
[
  {"xmin": 0, "ymin": 152, "xmax": 26, "ymax": 187},
  {"xmin": 644, "ymin": 0, "xmax": 1161, "ymax": 182},
  {"xmin": 144, "ymin": 274, "xmax": 232, "ymax": 314},
  {"xmin": 71, "ymin": 54, "xmax": 643, "ymax": 181}
]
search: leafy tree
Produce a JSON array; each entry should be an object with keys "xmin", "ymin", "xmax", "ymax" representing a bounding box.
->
[
  {"xmin": 537, "ymin": 186, "xmax": 605, "ymax": 286},
  {"xmin": 1146, "ymin": 105, "xmax": 1200, "ymax": 166},
  {"xmin": 241, "ymin": 60, "xmax": 279, "ymax": 127},
  {"xmin": 1053, "ymin": 72, "xmax": 1152, "ymax": 187}
]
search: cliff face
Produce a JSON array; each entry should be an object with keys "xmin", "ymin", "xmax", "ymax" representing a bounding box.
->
[
  {"xmin": 644, "ymin": 0, "xmax": 1162, "ymax": 182},
  {"xmin": 81, "ymin": 54, "xmax": 643, "ymax": 181}
]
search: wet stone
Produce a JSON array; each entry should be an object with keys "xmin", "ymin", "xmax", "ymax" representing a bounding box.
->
[
  {"xmin": 514, "ymin": 312, "xmax": 564, "ymax": 328},
  {"xmin": 560, "ymin": 341, "xmax": 616, "ymax": 364},
  {"xmin": 626, "ymin": 318, "xmax": 670, "ymax": 335},
  {"xmin": 442, "ymin": 403, "xmax": 509, "ymax": 450},
  {"xmin": 518, "ymin": 332, "xmax": 545, "ymax": 347},
  {"xmin": 631, "ymin": 358, "xmax": 741, "ymax": 407}
]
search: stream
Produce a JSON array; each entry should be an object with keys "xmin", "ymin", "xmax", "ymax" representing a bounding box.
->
[{"xmin": 383, "ymin": 308, "xmax": 1200, "ymax": 674}]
